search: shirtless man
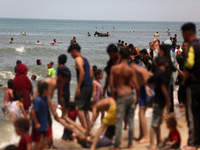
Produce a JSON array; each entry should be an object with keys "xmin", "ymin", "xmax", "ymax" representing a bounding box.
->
[
  {"xmin": 67, "ymin": 44, "xmax": 93, "ymax": 129},
  {"xmin": 110, "ymin": 47, "xmax": 139, "ymax": 150},
  {"xmin": 50, "ymin": 39, "xmax": 63, "ymax": 45},
  {"xmin": 86, "ymin": 97, "xmax": 116, "ymax": 150},
  {"xmin": 9, "ymin": 38, "xmax": 14, "ymax": 43},
  {"xmin": 32, "ymin": 69, "xmax": 86, "ymax": 138}
]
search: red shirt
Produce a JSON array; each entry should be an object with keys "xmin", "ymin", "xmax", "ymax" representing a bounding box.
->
[
  {"xmin": 65, "ymin": 110, "xmax": 78, "ymax": 132},
  {"xmin": 18, "ymin": 134, "xmax": 32, "ymax": 150},
  {"xmin": 168, "ymin": 128, "xmax": 181, "ymax": 148}
]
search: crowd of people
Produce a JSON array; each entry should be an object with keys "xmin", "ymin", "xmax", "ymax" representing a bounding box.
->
[{"xmin": 1, "ymin": 22, "xmax": 200, "ymax": 150}]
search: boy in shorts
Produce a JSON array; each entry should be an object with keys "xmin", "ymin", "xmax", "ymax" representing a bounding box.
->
[
  {"xmin": 67, "ymin": 44, "xmax": 93, "ymax": 129},
  {"xmin": 31, "ymin": 81, "xmax": 52, "ymax": 150},
  {"xmin": 147, "ymin": 57, "xmax": 171, "ymax": 150}
]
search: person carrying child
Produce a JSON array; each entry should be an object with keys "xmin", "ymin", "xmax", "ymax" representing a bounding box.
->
[
  {"xmin": 14, "ymin": 117, "xmax": 32, "ymax": 150},
  {"xmin": 7, "ymin": 91, "xmax": 27, "ymax": 121},
  {"xmin": 31, "ymin": 81, "xmax": 52, "ymax": 150},
  {"xmin": 147, "ymin": 57, "xmax": 171, "ymax": 150}
]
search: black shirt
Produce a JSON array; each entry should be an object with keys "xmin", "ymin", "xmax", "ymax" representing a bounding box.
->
[{"xmin": 148, "ymin": 69, "xmax": 167, "ymax": 108}]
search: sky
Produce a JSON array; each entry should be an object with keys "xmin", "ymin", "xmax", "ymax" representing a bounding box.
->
[{"xmin": 0, "ymin": 0, "xmax": 200, "ymax": 22}]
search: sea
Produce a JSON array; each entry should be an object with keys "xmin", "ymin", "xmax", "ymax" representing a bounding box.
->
[{"xmin": 0, "ymin": 18, "xmax": 199, "ymax": 148}]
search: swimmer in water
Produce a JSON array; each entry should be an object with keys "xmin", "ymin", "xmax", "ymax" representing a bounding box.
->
[
  {"xmin": 50, "ymin": 39, "xmax": 63, "ymax": 45},
  {"xmin": 87, "ymin": 32, "xmax": 91, "ymax": 36},
  {"xmin": 167, "ymin": 29, "xmax": 171, "ymax": 36},
  {"xmin": 36, "ymin": 40, "xmax": 45, "ymax": 45},
  {"xmin": 9, "ymin": 38, "xmax": 14, "ymax": 43},
  {"xmin": 107, "ymin": 32, "xmax": 110, "ymax": 37}
]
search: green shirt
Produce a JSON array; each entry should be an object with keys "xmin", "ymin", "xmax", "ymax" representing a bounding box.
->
[{"xmin": 48, "ymin": 68, "xmax": 55, "ymax": 78}]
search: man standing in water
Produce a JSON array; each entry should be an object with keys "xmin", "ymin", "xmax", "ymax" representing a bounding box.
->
[
  {"xmin": 182, "ymin": 23, "xmax": 200, "ymax": 150},
  {"xmin": 110, "ymin": 48, "xmax": 139, "ymax": 150},
  {"xmin": 67, "ymin": 44, "xmax": 93, "ymax": 129}
]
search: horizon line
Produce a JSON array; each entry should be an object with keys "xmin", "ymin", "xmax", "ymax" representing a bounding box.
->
[{"xmin": 0, "ymin": 17, "xmax": 198, "ymax": 23}]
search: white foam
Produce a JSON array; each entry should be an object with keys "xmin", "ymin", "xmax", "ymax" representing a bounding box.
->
[
  {"xmin": 0, "ymin": 71, "xmax": 15, "ymax": 79},
  {"xmin": 15, "ymin": 46, "xmax": 25, "ymax": 52}
]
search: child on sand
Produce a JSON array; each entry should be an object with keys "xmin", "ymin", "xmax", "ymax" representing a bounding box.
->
[
  {"xmin": 62, "ymin": 102, "xmax": 78, "ymax": 142},
  {"xmin": 2, "ymin": 79, "xmax": 14, "ymax": 114},
  {"xmin": 93, "ymin": 69, "xmax": 104, "ymax": 121},
  {"xmin": 7, "ymin": 92, "xmax": 27, "ymax": 121},
  {"xmin": 31, "ymin": 81, "xmax": 52, "ymax": 150},
  {"xmin": 159, "ymin": 117, "xmax": 181, "ymax": 150},
  {"xmin": 147, "ymin": 57, "xmax": 171, "ymax": 150},
  {"xmin": 44, "ymin": 62, "xmax": 55, "ymax": 78},
  {"xmin": 14, "ymin": 117, "xmax": 32, "ymax": 150}
]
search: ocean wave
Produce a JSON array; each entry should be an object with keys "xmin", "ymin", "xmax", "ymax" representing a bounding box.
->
[
  {"xmin": 0, "ymin": 71, "xmax": 15, "ymax": 79},
  {"xmin": 15, "ymin": 46, "xmax": 25, "ymax": 52}
]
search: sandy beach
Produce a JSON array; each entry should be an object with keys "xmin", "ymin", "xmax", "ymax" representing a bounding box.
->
[{"xmin": 46, "ymin": 107, "xmax": 188, "ymax": 150}]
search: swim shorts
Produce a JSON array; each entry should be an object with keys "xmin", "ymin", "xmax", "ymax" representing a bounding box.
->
[
  {"xmin": 151, "ymin": 103, "xmax": 164, "ymax": 128},
  {"xmin": 75, "ymin": 84, "xmax": 93, "ymax": 110},
  {"xmin": 102, "ymin": 105, "xmax": 116, "ymax": 126},
  {"xmin": 31, "ymin": 125, "xmax": 52, "ymax": 142}
]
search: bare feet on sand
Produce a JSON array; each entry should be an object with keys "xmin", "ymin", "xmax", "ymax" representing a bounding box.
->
[
  {"xmin": 128, "ymin": 145, "xmax": 133, "ymax": 149},
  {"xmin": 138, "ymin": 138, "xmax": 150, "ymax": 144},
  {"xmin": 184, "ymin": 145, "xmax": 197, "ymax": 150}
]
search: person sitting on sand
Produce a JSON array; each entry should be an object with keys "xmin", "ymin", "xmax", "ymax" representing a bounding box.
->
[
  {"xmin": 158, "ymin": 117, "xmax": 181, "ymax": 150},
  {"xmin": 14, "ymin": 118, "xmax": 31, "ymax": 150},
  {"xmin": 61, "ymin": 102, "xmax": 78, "ymax": 143},
  {"xmin": 7, "ymin": 91, "xmax": 27, "ymax": 121},
  {"xmin": 9, "ymin": 38, "xmax": 14, "ymax": 43},
  {"xmin": 85, "ymin": 97, "xmax": 116, "ymax": 150},
  {"xmin": 44, "ymin": 62, "xmax": 55, "ymax": 78},
  {"xmin": 50, "ymin": 39, "xmax": 63, "ymax": 45}
]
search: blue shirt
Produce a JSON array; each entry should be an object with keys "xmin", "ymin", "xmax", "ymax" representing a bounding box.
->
[{"xmin": 32, "ymin": 96, "xmax": 48, "ymax": 132}]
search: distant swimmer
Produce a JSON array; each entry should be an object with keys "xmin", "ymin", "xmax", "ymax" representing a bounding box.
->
[
  {"xmin": 9, "ymin": 38, "xmax": 14, "ymax": 43},
  {"xmin": 154, "ymin": 32, "xmax": 159, "ymax": 38},
  {"xmin": 50, "ymin": 39, "xmax": 63, "ymax": 45},
  {"xmin": 86, "ymin": 32, "xmax": 91, "ymax": 36},
  {"xmin": 21, "ymin": 32, "xmax": 26, "ymax": 36},
  {"xmin": 70, "ymin": 36, "xmax": 76, "ymax": 45},
  {"xmin": 166, "ymin": 29, "xmax": 171, "ymax": 36},
  {"xmin": 113, "ymin": 26, "xmax": 115, "ymax": 29},
  {"xmin": 107, "ymin": 32, "xmax": 110, "ymax": 37},
  {"xmin": 36, "ymin": 40, "xmax": 45, "ymax": 45}
]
